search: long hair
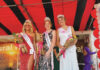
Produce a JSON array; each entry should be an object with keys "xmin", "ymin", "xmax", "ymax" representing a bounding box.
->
[{"xmin": 22, "ymin": 20, "xmax": 34, "ymax": 33}]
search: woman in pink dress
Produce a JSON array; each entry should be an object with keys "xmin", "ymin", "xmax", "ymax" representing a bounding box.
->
[{"xmin": 18, "ymin": 20, "xmax": 35, "ymax": 70}]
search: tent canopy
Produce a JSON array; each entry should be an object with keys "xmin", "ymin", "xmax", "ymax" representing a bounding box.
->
[{"xmin": 0, "ymin": 0, "xmax": 96, "ymax": 35}]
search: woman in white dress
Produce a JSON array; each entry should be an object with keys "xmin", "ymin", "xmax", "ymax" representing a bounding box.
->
[{"xmin": 57, "ymin": 15, "xmax": 79, "ymax": 70}]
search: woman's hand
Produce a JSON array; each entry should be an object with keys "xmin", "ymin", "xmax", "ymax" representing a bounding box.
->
[
  {"xmin": 45, "ymin": 51, "xmax": 50, "ymax": 58},
  {"xmin": 60, "ymin": 46, "xmax": 65, "ymax": 50},
  {"xmin": 57, "ymin": 57, "xmax": 60, "ymax": 61},
  {"xmin": 19, "ymin": 44, "xmax": 25, "ymax": 48},
  {"xmin": 19, "ymin": 44, "xmax": 28, "ymax": 53}
]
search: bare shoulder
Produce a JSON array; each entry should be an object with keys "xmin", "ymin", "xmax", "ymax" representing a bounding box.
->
[
  {"xmin": 52, "ymin": 30, "xmax": 56, "ymax": 33},
  {"xmin": 70, "ymin": 26, "xmax": 74, "ymax": 29},
  {"xmin": 70, "ymin": 26, "xmax": 75, "ymax": 31},
  {"xmin": 51, "ymin": 30, "xmax": 56, "ymax": 39},
  {"xmin": 30, "ymin": 32, "xmax": 35, "ymax": 37},
  {"xmin": 57, "ymin": 29, "xmax": 60, "ymax": 33}
]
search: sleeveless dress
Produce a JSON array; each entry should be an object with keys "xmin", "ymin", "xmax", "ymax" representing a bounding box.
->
[
  {"xmin": 19, "ymin": 34, "xmax": 34, "ymax": 70},
  {"xmin": 38, "ymin": 31, "xmax": 53, "ymax": 70},
  {"xmin": 58, "ymin": 26, "xmax": 79, "ymax": 70}
]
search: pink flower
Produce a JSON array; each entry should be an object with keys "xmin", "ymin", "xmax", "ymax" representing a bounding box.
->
[
  {"xmin": 67, "ymin": 36, "xmax": 73, "ymax": 41},
  {"xmin": 18, "ymin": 34, "xmax": 22, "ymax": 38},
  {"xmin": 38, "ymin": 42, "xmax": 43, "ymax": 49},
  {"xmin": 62, "ymin": 30, "xmax": 66, "ymax": 33},
  {"xmin": 60, "ymin": 49, "xmax": 65, "ymax": 58}
]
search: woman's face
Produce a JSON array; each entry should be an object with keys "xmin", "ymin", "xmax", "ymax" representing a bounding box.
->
[
  {"xmin": 24, "ymin": 22, "xmax": 31, "ymax": 31},
  {"xmin": 58, "ymin": 17, "xmax": 66, "ymax": 27},
  {"xmin": 44, "ymin": 21, "xmax": 51, "ymax": 30}
]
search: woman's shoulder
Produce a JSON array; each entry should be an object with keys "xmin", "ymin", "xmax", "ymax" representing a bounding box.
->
[
  {"xmin": 30, "ymin": 32, "xmax": 35, "ymax": 37},
  {"xmin": 52, "ymin": 30, "xmax": 56, "ymax": 33},
  {"xmin": 58, "ymin": 27, "xmax": 62, "ymax": 30},
  {"xmin": 84, "ymin": 47, "xmax": 89, "ymax": 52},
  {"xmin": 51, "ymin": 30, "xmax": 56, "ymax": 35},
  {"xmin": 84, "ymin": 47, "xmax": 89, "ymax": 49},
  {"xmin": 57, "ymin": 27, "xmax": 63, "ymax": 32},
  {"xmin": 69, "ymin": 26, "xmax": 75, "ymax": 30}
]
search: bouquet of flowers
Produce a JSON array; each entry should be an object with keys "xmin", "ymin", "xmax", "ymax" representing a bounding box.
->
[
  {"xmin": 35, "ymin": 31, "xmax": 44, "ymax": 69},
  {"xmin": 12, "ymin": 33, "xmax": 23, "ymax": 43},
  {"xmin": 35, "ymin": 31, "xmax": 46, "ymax": 56},
  {"xmin": 56, "ymin": 36, "xmax": 77, "ymax": 58},
  {"xmin": 13, "ymin": 33, "xmax": 28, "ymax": 54},
  {"xmin": 35, "ymin": 41, "xmax": 43, "ymax": 69},
  {"xmin": 36, "ymin": 41, "xmax": 44, "ymax": 56}
]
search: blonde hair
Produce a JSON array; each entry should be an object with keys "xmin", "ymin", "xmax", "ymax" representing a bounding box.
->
[{"xmin": 22, "ymin": 20, "xmax": 33, "ymax": 33}]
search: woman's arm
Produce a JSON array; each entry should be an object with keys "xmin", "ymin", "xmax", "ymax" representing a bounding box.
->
[
  {"xmin": 71, "ymin": 26, "xmax": 77, "ymax": 45},
  {"xmin": 53, "ymin": 48, "xmax": 58, "ymax": 56},
  {"xmin": 32, "ymin": 33, "xmax": 36, "ymax": 50},
  {"xmin": 47, "ymin": 30, "xmax": 56, "ymax": 53},
  {"xmin": 57, "ymin": 30, "xmax": 63, "ymax": 49},
  {"xmin": 85, "ymin": 47, "xmax": 96, "ymax": 55}
]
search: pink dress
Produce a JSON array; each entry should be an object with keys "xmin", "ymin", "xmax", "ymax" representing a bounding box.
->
[{"xmin": 18, "ymin": 34, "xmax": 34, "ymax": 70}]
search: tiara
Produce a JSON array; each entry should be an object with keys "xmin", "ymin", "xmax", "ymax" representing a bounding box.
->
[{"xmin": 57, "ymin": 14, "xmax": 64, "ymax": 18}]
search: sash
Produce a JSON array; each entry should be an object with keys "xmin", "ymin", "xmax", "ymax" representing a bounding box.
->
[
  {"xmin": 62, "ymin": 26, "xmax": 72, "ymax": 58},
  {"xmin": 45, "ymin": 32, "xmax": 54, "ymax": 70},
  {"xmin": 20, "ymin": 33, "xmax": 35, "ymax": 55}
]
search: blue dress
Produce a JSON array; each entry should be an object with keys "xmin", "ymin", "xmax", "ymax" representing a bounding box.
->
[{"xmin": 83, "ymin": 47, "xmax": 96, "ymax": 70}]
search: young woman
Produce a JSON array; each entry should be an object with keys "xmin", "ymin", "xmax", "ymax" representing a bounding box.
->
[
  {"xmin": 0, "ymin": 20, "xmax": 35, "ymax": 70},
  {"xmin": 57, "ymin": 15, "xmax": 79, "ymax": 70},
  {"xmin": 18, "ymin": 20, "xmax": 35, "ymax": 70},
  {"xmin": 38, "ymin": 17, "xmax": 56, "ymax": 70}
]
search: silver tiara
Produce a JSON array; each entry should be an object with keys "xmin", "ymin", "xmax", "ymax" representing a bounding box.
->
[
  {"xmin": 25, "ymin": 20, "xmax": 31, "ymax": 23},
  {"xmin": 57, "ymin": 14, "xmax": 64, "ymax": 18},
  {"xmin": 44, "ymin": 17, "xmax": 51, "ymax": 21}
]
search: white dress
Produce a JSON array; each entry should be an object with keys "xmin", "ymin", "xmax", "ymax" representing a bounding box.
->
[{"xmin": 58, "ymin": 26, "xmax": 79, "ymax": 70}]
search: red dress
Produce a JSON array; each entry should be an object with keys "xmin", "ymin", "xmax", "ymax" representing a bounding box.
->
[{"xmin": 19, "ymin": 34, "xmax": 34, "ymax": 70}]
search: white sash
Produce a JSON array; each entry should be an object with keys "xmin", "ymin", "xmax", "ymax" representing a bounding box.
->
[
  {"xmin": 45, "ymin": 32, "xmax": 51, "ymax": 47},
  {"xmin": 20, "ymin": 33, "xmax": 35, "ymax": 55},
  {"xmin": 45, "ymin": 32, "xmax": 54, "ymax": 70}
]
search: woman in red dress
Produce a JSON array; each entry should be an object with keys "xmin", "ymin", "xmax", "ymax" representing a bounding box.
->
[
  {"xmin": 0, "ymin": 20, "xmax": 35, "ymax": 70},
  {"xmin": 18, "ymin": 20, "xmax": 35, "ymax": 70}
]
